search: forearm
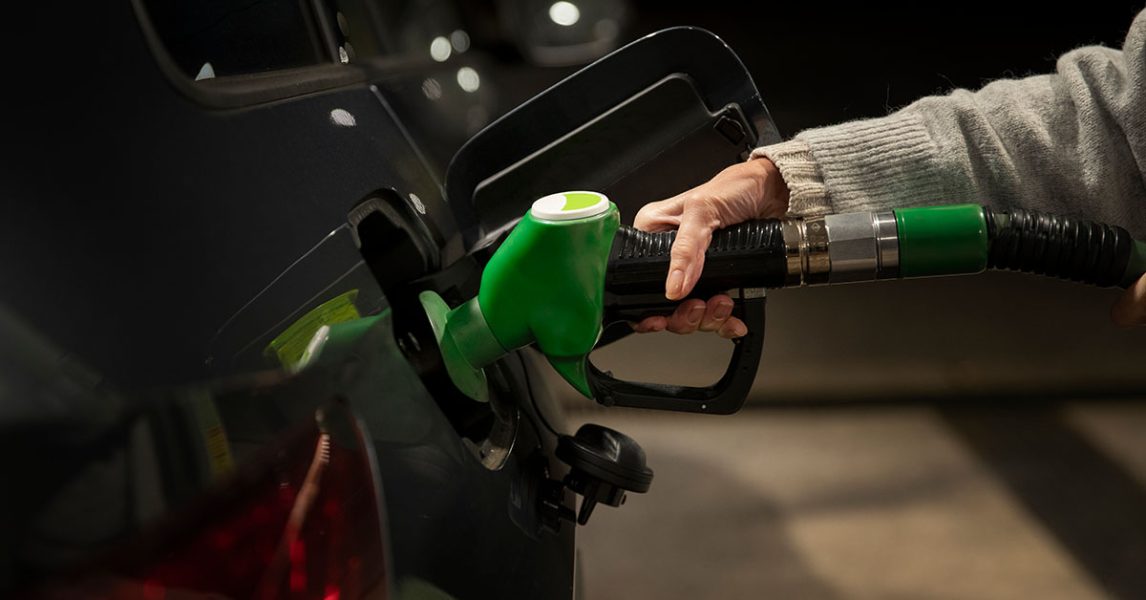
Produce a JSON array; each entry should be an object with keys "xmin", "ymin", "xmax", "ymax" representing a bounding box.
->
[{"xmin": 755, "ymin": 9, "xmax": 1146, "ymax": 237}]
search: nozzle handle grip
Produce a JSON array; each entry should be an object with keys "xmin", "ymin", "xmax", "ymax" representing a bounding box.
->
[
  {"xmin": 588, "ymin": 293, "xmax": 764, "ymax": 414},
  {"xmin": 605, "ymin": 221, "xmax": 788, "ymax": 297},
  {"xmin": 595, "ymin": 222, "xmax": 777, "ymax": 414}
]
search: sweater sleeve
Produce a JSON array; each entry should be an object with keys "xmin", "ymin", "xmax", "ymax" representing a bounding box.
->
[{"xmin": 753, "ymin": 8, "xmax": 1146, "ymax": 238}]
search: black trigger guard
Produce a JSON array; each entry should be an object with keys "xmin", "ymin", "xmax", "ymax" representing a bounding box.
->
[{"xmin": 588, "ymin": 292, "xmax": 765, "ymax": 414}]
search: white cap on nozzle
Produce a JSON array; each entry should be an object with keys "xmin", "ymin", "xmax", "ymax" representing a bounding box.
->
[{"xmin": 530, "ymin": 191, "xmax": 610, "ymax": 221}]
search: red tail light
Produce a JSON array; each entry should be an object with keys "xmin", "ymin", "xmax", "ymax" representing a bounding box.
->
[{"xmin": 39, "ymin": 402, "xmax": 390, "ymax": 600}]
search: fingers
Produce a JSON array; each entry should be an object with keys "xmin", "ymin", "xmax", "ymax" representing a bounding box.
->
[
  {"xmin": 697, "ymin": 295, "xmax": 734, "ymax": 333},
  {"xmin": 632, "ymin": 295, "xmax": 748, "ymax": 339},
  {"xmin": 716, "ymin": 317, "xmax": 748, "ymax": 339},
  {"xmin": 664, "ymin": 299, "xmax": 707, "ymax": 333},
  {"xmin": 634, "ymin": 196, "xmax": 683, "ymax": 232},
  {"xmin": 1111, "ymin": 273, "xmax": 1146, "ymax": 326},
  {"xmin": 699, "ymin": 295, "xmax": 746, "ymax": 339},
  {"xmin": 632, "ymin": 315, "xmax": 668, "ymax": 333},
  {"xmin": 634, "ymin": 301, "xmax": 704, "ymax": 335},
  {"xmin": 667, "ymin": 202, "xmax": 719, "ymax": 300}
]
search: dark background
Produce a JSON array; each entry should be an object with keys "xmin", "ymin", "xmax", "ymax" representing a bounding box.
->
[
  {"xmin": 620, "ymin": 3, "xmax": 1143, "ymax": 135},
  {"xmin": 469, "ymin": 2, "xmax": 1144, "ymax": 135}
]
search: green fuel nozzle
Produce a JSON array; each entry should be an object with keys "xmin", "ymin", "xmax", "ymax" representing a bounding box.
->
[
  {"xmin": 421, "ymin": 193, "xmax": 1146, "ymax": 410},
  {"xmin": 420, "ymin": 192, "xmax": 620, "ymax": 402}
]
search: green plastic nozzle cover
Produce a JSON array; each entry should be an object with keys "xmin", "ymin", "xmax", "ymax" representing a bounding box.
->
[
  {"xmin": 895, "ymin": 204, "xmax": 989, "ymax": 277},
  {"xmin": 428, "ymin": 191, "xmax": 620, "ymax": 400}
]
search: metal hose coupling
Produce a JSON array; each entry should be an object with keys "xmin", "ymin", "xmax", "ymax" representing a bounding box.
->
[{"xmin": 781, "ymin": 211, "xmax": 900, "ymax": 286}]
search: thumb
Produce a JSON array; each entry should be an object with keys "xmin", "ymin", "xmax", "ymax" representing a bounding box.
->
[
  {"xmin": 1111, "ymin": 273, "xmax": 1146, "ymax": 326},
  {"xmin": 667, "ymin": 203, "xmax": 720, "ymax": 300}
]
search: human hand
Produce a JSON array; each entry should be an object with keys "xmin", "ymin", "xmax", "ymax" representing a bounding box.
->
[
  {"xmin": 1112, "ymin": 273, "xmax": 1146, "ymax": 326},
  {"xmin": 631, "ymin": 157, "xmax": 790, "ymax": 338}
]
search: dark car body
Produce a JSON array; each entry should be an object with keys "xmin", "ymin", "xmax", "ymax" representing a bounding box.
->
[{"xmin": 2, "ymin": 2, "xmax": 576, "ymax": 597}]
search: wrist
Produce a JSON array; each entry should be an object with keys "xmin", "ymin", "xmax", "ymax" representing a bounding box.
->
[
  {"xmin": 751, "ymin": 140, "xmax": 831, "ymax": 216},
  {"xmin": 755, "ymin": 157, "xmax": 791, "ymax": 215}
]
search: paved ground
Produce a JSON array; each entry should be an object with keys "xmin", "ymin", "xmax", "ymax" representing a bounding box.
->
[
  {"xmin": 571, "ymin": 401, "xmax": 1146, "ymax": 600},
  {"xmin": 545, "ymin": 273, "xmax": 1146, "ymax": 599}
]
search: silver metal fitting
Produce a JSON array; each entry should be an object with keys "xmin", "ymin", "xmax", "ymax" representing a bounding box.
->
[
  {"xmin": 873, "ymin": 211, "xmax": 899, "ymax": 279},
  {"xmin": 780, "ymin": 211, "xmax": 900, "ymax": 286},
  {"xmin": 781, "ymin": 219, "xmax": 804, "ymax": 286},
  {"xmin": 779, "ymin": 217, "xmax": 830, "ymax": 286},
  {"xmin": 823, "ymin": 210, "xmax": 901, "ymax": 283},
  {"xmin": 803, "ymin": 217, "xmax": 831, "ymax": 285},
  {"xmin": 727, "ymin": 287, "xmax": 767, "ymax": 300},
  {"xmin": 824, "ymin": 212, "xmax": 879, "ymax": 283}
]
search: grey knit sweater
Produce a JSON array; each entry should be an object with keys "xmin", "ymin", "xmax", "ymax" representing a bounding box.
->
[{"xmin": 754, "ymin": 8, "xmax": 1146, "ymax": 238}]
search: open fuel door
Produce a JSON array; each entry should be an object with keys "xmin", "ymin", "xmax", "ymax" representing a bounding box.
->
[{"xmin": 445, "ymin": 26, "xmax": 781, "ymax": 250}]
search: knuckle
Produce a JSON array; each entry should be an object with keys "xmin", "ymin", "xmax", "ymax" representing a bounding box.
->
[
  {"xmin": 670, "ymin": 240, "xmax": 695, "ymax": 261},
  {"xmin": 682, "ymin": 193, "xmax": 719, "ymax": 217},
  {"xmin": 634, "ymin": 204, "xmax": 657, "ymax": 221}
]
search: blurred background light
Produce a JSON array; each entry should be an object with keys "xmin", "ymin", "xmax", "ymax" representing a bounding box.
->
[
  {"xmin": 549, "ymin": 1, "xmax": 581, "ymax": 26},
  {"xmin": 429, "ymin": 35, "xmax": 451, "ymax": 61},
  {"xmin": 450, "ymin": 29, "xmax": 470, "ymax": 53},
  {"xmin": 456, "ymin": 66, "xmax": 480, "ymax": 92}
]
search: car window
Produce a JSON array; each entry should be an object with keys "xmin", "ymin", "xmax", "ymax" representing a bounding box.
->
[{"xmin": 141, "ymin": 0, "xmax": 328, "ymax": 80}]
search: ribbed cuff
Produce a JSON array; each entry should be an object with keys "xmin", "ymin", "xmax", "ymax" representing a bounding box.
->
[
  {"xmin": 751, "ymin": 140, "xmax": 830, "ymax": 216},
  {"xmin": 790, "ymin": 111, "xmax": 947, "ymax": 214}
]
